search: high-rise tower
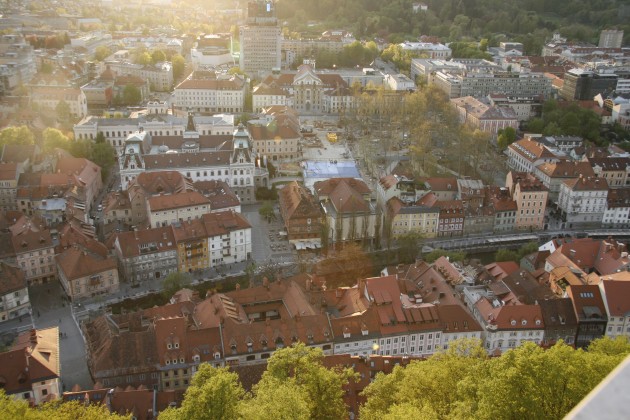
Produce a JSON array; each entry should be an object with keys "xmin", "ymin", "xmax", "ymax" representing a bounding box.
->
[{"xmin": 239, "ymin": 1, "xmax": 281, "ymax": 77}]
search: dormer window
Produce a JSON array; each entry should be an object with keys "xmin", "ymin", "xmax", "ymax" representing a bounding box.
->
[
  {"xmin": 174, "ymin": 343, "xmax": 179, "ymax": 349},
  {"xmin": 167, "ymin": 343, "xmax": 172, "ymax": 349},
  {"xmin": 172, "ymin": 359, "xmax": 177, "ymax": 365},
  {"xmin": 535, "ymin": 319, "xmax": 541, "ymax": 326},
  {"xmin": 180, "ymin": 357, "xmax": 185, "ymax": 363},
  {"xmin": 343, "ymin": 331, "xmax": 350, "ymax": 339},
  {"xmin": 261, "ymin": 339, "xmax": 268, "ymax": 349},
  {"xmin": 522, "ymin": 320, "xmax": 527, "ymax": 326},
  {"xmin": 193, "ymin": 355, "xmax": 200, "ymax": 363},
  {"xmin": 214, "ymin": 352, "xmax": 221, "ymax": 360},
  {"xmin": 165, "ymin": 359, "xmax": 170, "ymax": 365},
  {"xmin": 511, "ymin": 319, "xmax": 517, "ymax": 326},
  {"xmin": 231, "ymin": 344, "xmax": 237, "ymax": 354}
]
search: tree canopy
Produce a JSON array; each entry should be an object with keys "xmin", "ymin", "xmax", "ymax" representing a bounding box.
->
[
  {"xmin": 161, "ymin": 343, "xmax": 355, "ymax": 419},
  {"xmin": 0, "ymin": 126, "xmax": 35, "ymax": 148},
  {"xmin": 0, "ymin": 391, "xmax": 130, "ymax": 419},
  {"xmin": 361, "ymin": 337, "xmax": 630, "ymax": 420},
  {"xmin": 161, "ymin": 271, "xmax": 192, "ymax": 298}
]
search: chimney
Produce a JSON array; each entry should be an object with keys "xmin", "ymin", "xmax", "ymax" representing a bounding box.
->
[{"xmin": 29, "ymin": 329, "xmax": 37, "ymax": 347}]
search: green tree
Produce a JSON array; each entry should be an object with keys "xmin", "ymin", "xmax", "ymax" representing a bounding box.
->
[
  {"xmin": 0, "ymin": 390, "xmax": 130, "ymax": 419},
  {"xmin": 361, "ymin": 338, "xmax": 630, "ymax": 420},
  {"xmin": 455, "ymin": 340, "xmax": 630, "ymax": 419},
  {"xmin": 69, "ymin": 139, "xmax": 92, "ymax": 158},
  {"xmin": 251, "ymin": 343, "xmax": 355, "ymax": 420},
  {"xmin": 151, "ymin": 49, "xmax": 166, "ymax": 64},
  {"xmin": 136, "ymin": 51, "xmax": 152, "ymax": 66},
  {"xmin": 121, "ymin": 84, "xmax": 142, "ymax": 105},
  {"xmin": 497, "ymin": 126, "xmax": 517, "ymax": 150},
  {"xmin": 495, "ymin": 248, "xmax": 519, "ymax": 262},
  {"xmin": 55, "ymin": 100, "xmax": 71, "ymax": 121},
  {"xmin": 258, "ymin": 201, "xmax": 276, "ymax": 222},
  {"xmin": 240, "ymin": 378, "xmax": 310, "ymax": 420},
  {"xmin": 588, "ymin": 335, "xmax": 630, "ymax": 356},
  {"xmin": 94, "ymin": 45, "xmax": 112, "ymax": 61},
  {"xmin": 42, "ymin": 127, "xmax": 71, "ymax": 152},
  {"xmin": 0, "ymin": 125, "xmax": 35, "ymax": 147},
  {"xmin": 160, "ymin": 365, "xmax": 245, "ymax": 420},
  {"xmin": 171, "ymin": 54, "xmax": 186, "ymax": 80},
  {"xmin": 396, "ymin": 232, "xmax": 424, "ymax": 262},
  {"xmin": 161, "ymin": 272, "xmax": 191, "ymax": 298},
  {"xmin": 361, "ymin": 339, "xmax": 486, "ymax": 419},
  {"xmin": 91, "ymin": 141, "xmax": 116, "ymax": 181}
]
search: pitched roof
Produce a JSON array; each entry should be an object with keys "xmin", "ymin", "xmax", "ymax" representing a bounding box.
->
[
  {"xmin": 11, "ymin": 229, "xmax": 53, "ymax": 254},
  {"xmin": 114, "ymin": 226, "xmax": 177, "ymax": 259},
  {"xmin": 130, "ymin": 171, "xmax": 191, "ymax": 195},
  {"xmin": 84, "ymin": 314, "xmax": 159, "ymax": 379},
  {"xmin": 278, "ymin": 181, "xmax": 321, "ymax": 221},
  {"xmin": 314, "ymin": 178, "xmax": 371, "ymax": 214},
  {"xmin": 0, "ymin": 327, "xmax": 60, "ymax": 395},
  {"xmin": 567, "ymin": 285, "xmax": 607, "ymax": 322},
  {"xmin": 535, "ymin": 160, "xmax": 595, "ymax": 178},
  {"xmin": 600, "ymin": 280, "xmax": 630, "ymax": 317},
  {"xmin": 0, "ymin": 163, "xmax": 18, "ymax": 181},
  {"xmin": 0, "ymin": 262, "xmax": 26, "ymax": 295},
  {"xmin": 438, "ymin": 304, "xmax": 482, "ymax": 332},
  {"xmin": 56, "ymin": 246, "xmax": 117, "ymax": 281},
  {"xmin": 148, "ymin": 191, "xmax": 210, "ymax": 212},
  {"xmin": 192, "ymin": 180, "xmax": 240, "ymax": 211},
  {"xmin": 424, "ymin": 177, "xmax": 458, "ymax": 192},
  {"xmin": 509, "ymin": 138, "xmax": 557, "ymax": 161},
  {"xmin": 563, "ymin": 176, "xmax": 609, "ymax": 191},
  {"xmin": 247, "ymin": 121, "xmax": 300, "ymax": 141}
]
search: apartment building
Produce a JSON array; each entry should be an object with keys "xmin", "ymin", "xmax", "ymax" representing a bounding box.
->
[
  {"xmin": 278, "ymin": 181, "xmax": 322, "ymax": 244},
  {"xmin": 0, "ymin": 262, "xmax": 30, "ymax": 322},
  {"xmin": 147, "ymin": 191, "xmax": 211, "ymax": 228},
  {"xmin": 247, "ymin": 112, "xmax": 301, "ymax": 162},
  {"xmin": 507, "ymin": 138, "xmax": 559, "ymax": 174},
  {"xmin": 106, "ymin": 60, "xmax": 173, "ymax": 92},
  {"xmin": 113, "ymin": 226, "xmax": 178, "ymax": 284},
  {"xmin": 506, "ymin": 171, "xmax": 548, "ymax": 231},
  {"xmin": 172, "ymin": 211, "xmax": 251, "ymax": 272},
  {"xmin": 386, "ymin": 197, "xmax": 439, "ymax": 239},
  {"xmin": 599, "ymin": 280, "xmax": 630, "ymax": 340},
  {"xmin": 533, "ymin": 161, "xmax": 595, "ymax": 202},
  {"xmin": 451, "ymin": 96, "xmax": 518, "ymax": 139},
  {"xmin": 239, "ymin": 1, "xmax": 281, "ymax": 76},
  {"xmin": 0, "ymin": 328, "xmax": 61, "ymax": 405},
  {"xmin": 603, "ymin": 188, "xmax": 630, "ymax": 228},
  {"xmin": 173, "ymin": 75, "xmax": 247, "ymax": 113},
  {"xmin": 12, "ymin": 229, "xmax": 56, "ymax": 285},
  {"xmin": 588, "ymin": 157, "xmax": 630, "ymax": 189},
  {"xmin": 29, "ymin": 86, "xmax": 87, "ymax": 119},
  {"xmin": 558, "ymin": 176, "xmax": 608, "ymax": 228}
]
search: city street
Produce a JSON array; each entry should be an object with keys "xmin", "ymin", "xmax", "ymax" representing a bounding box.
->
[{"xmin": 28, "ymin": 280, "xmax": 94, "ymax": 392}]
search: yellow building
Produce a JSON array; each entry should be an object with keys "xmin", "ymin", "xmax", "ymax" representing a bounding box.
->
[{"xmin": 387, "ymin": 197, "xmax": 439, "ymax": 238}]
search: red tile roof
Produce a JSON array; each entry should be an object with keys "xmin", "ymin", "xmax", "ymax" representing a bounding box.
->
[
  {"xmin": 563, "ymin": 176, "xmax": 609, "ymax": 191},
  {"xmin": 148, "ymin": 191, "xmax": 210, "ymax": 212}
]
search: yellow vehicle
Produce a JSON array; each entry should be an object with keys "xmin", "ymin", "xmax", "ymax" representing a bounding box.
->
[{"xmin": 327, "ymin": 132, "xmax": 338, "ymax": 143}]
